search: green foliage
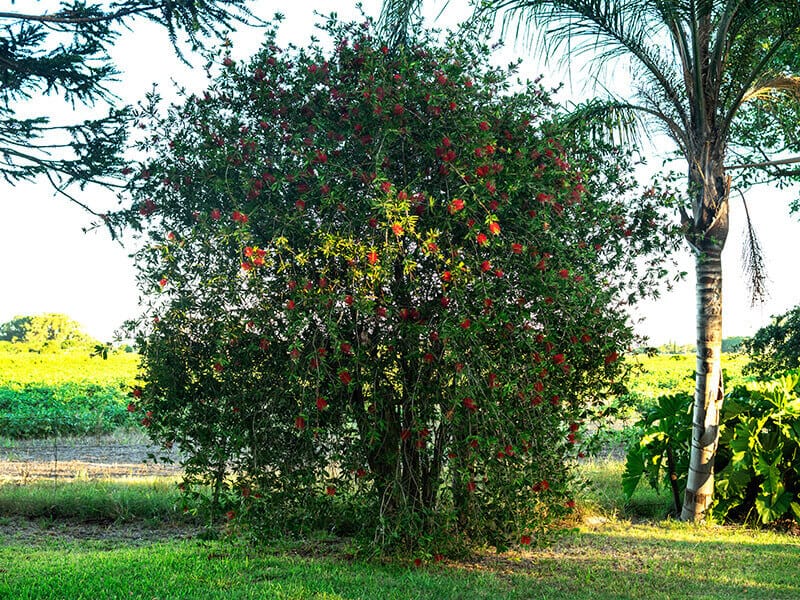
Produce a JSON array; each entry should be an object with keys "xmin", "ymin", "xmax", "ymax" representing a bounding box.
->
[
  {"xmin": 127, "ymin": 17, "xmax": 675, "ymax": 554},
  {"xmin": 0, "ymin": 345, "xmax": 140, "ymax": 439},
  {"xmin": 0, "ymin": 383, "xmax": 139, "ymax": 438},
  {"xmin": 622, "ymin": 393, "xmax": 691, "ymax": 516},
  {"xmin": 0, "ymin": 313, "xmax": 96, "ymax": 351},
  {"xmin": 714, "ymin": 371, "xmax": 800, "ymax": 524},
  {"xmin": 624, "ymin": 370, "xmax": 800, "ymax": 525},
  {"xmin": 743, "ymin": 305, "xmax": 800, "ymax": 379}
]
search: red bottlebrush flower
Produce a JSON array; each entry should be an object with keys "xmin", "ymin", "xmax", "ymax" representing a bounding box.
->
[
  {"xmin": 423, "ymin": 352, "xmax": 435, "ymax": 364},
  {"xmin": 295, "ymin": 199, "xmax": 306, "ymax": 211},
  {"xmin": 448, "ymin": 198, "xmax": 465, "ymax": 213},
  {"xmin": 367, "ymin": 250, "xmax": 379, "ymax": 265},
  {"xmin": 460, "ymin": 318, "xmax": 471, "ymax": 329},
  {"xmin": 158, "ymin": 278, "xmax": 168, "ymax": 288},
  {"xmin": 520, "ymin": 535, "xmax": 532, "ymax": 546},
  {"xmin": 455, "ymin": 362, "xmax": 464, "ymax": 373},
  {"xmin": 605, "ymin": 351, "xmax": 619, "ymax": 365},
  {"xmin": 225, "ymin": 510, "xmax": 236, "ymax": 521},
  {"xmin": 541, "ymin": 480, "xmax": 549, "ymax": 490},
  {"xmin": 511, "ymin": 242, "xmax": 523, "ymax": 254},
  {"xmin": 467, "ymin": 480, "xmax": 477, "ymax": 493},
  {"xmin": 484, "ymin": 298, "xmax": 493, "ymax": 309},
  {"xmin": 339, "ymin": 371, "xmax": 352, "ymax": 385},
  {"xmin": 488, "ymin": 221, "xmax": 501, "ymax": 235},
  {"xmin": 463, "ymin": 397, "xmax": 477, "ymax": 412},
  {"xmin": 393, "ymin": 103, "xmax": 404, "ymax": 115},
  {"xmin": 476, "ymin": 232, "xmax": 488, "ymax": 245},
  {"xmin": 442, "ymin": 271, "xmax": 452, "ymax": 282},
  {"xmin": 441, "ymin": 149, "xmax": 456, "ymax": 162},
  {"xmin": 241, "ymin": 262, "xmax": 252, "ymax": 271},
  {"xmin": 440, "ymin": 296, "xmax": 451, "ymax": 307},
  {"xmin": 475, "ymin": 165, "xmax": 489, "ymax": 178},
  {"xmin": 558, "ymin": 269, "xmax": 569, "ymax": 278},
  {"xmin": 553, "ymin": 353, "xmax": 565, "ymax": 365},
  {"xmin": 479, "ymin": 121, "xmax": 490, "ymax": 131},
  {"xmin": 290, "ymin": 348, "xmax": 300, "ymax": 360},
  {"xmin": 567, "ymin": 433, "xmax": 576, "ymax": 444},
  {"xmin": 481, "ymin": 260, "xmax": 491, "ymax": 272},
  {"xmin": 447, "ymin": 452, "xmax": 457, "ymax": 459},
  {"xmin": 259, "ymin": 338, "xmax": 270, "ymax": 351},
  {"xmin": 326, "ymin": 486, "xmax": 336, "ymax": 496},
  {"xmin": 381, "ymin": 181, "xmax": 392, "ymax": 194},
  {"xmin": 485, "ymin": 181, "xmax": 496, "ymax": 194},
  {"xmin": 244, "ymin": 247, "xmax": 254, "ymax": 257},
  {"xmin": 400, "ymin": 429, "xmax": 411, "ymax": 441},
  {"xmin": 488, "ymin": 372, "xmax": 499, "ymax": 388},
  {"xmin": 376, "ymin": 306, "xmax": 387, "ymax": 317},
  {"xmin": 469, "ymin": 439, "xmax": 479, "ymax": 449},
  {"xmin": 494, "ymin": 269, "xmax": 504, "ymax": 278},
  {"xmin": 551, "ymin": 395, "xmax": 560, "ymax": 406},
  {"xmin": 570, "ymin": 422, "xmax": 580, "ymax": 432},
  {"xmin": 427, "ymin": 242, "xmax": 439, "ymax": 252},
  {"xmin": 316, "ymin": 397, "xmax": 328, "ymax": 411},
  {"xmin": 295, "ymin": 416, "xmax": 306, "ymax": 429},
  {"xmin": 566, "ymin": 499, "xmax": 576, "ymax": 509},
  {"xmin": 241, "ymin": 487, "xmax": 251, "ymax": 498},
  {"xmin": 210, "ymin": 208, "xmax": 221, "ymax": 221},
  {"xmin": 496, "ymin": 451, "xmax": 506, "ymax": 459},
  {"xmin": 413, "ymin": 558, "xmax": 422, "ymax": 568},
  {"xmin": 286, "ymin": 299, "xmax": 296, "ymax": 310},
  {"xmin": 127, "ymin": 402, "xmax": 136, "ymax": 412},
  {"xmin": 340, "ymin": 342, "xmax": 352, "ymax": 355},
  {"xmin": 531, "ymin": 395, "xmax": 543, "ymax": 406},
  {"xmin": 434, "ymin": 553, "xmax": 444, "ymax": 563},
  {"xmin": 213, "ymin": 362, "xmax": 224, "ymax": 372},
  {"xmin": 345, "ymin": 294, "xmax": 354, "ymax": 306},
  {"xmin": 504, "ymin": 444, "xmax": 514, "ymax": 456},
  {"xmin": 232, "ymin": 210, "xmax": 248, "ymax": 223},
  {"xmin": 356, "ymin": 468, "xmax": 367, "ymax": 478},
  {"xmin": 132, "ymin": 387, "xmax": 142, "ymax": 399}
]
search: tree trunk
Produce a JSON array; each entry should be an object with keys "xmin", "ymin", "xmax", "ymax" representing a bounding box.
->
[
  {"xmin": 681, "ymin": 246, "xmax": 725, "ymax": 521},
  {"xmin": 680, "ymin": 160, "xmax": 730, "ymax": 521}
]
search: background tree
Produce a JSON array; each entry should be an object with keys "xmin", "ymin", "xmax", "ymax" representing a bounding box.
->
[
  {"xmin": 127, "ymin": 16, "xmax": 675, "ymax": 552},
  {"xmin": 379, "ymin": 0, "xmax": 800, "ymax": 521},
  {"xmin": 743, "ymin": 305, "xmax": 800, "ymax": 379},
  {"xmin": 0, "ymin": 313, "xmax": 96, "ymax": 350},
  {"xmin": 0, "ymin": 0, "xmax": 259, "ymax": 219}
]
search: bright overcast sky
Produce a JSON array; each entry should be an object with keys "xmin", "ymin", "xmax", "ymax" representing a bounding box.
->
[{"xmin": 1, "ymin": 0, "xmax": 799, "ymax": 345}]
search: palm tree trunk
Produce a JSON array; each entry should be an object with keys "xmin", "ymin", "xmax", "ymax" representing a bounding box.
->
[{"xmin": 681, "ymin": 247, "xmax": 725, "ymax": 521}]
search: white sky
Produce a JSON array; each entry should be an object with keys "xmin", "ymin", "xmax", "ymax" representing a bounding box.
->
[{"xmin": 1, "ymin": 1, "xmax": 799, "ymax": 344}]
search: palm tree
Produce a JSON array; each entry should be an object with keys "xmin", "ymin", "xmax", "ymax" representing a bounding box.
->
[{"xmin": 379, "ymin": 0, "xmax": 800, "ymax": 521}]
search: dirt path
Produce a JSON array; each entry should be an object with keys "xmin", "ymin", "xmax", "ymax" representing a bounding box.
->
[{"xmin": 0, "ymin": 434, "xmax": 182, "ymax": 482}]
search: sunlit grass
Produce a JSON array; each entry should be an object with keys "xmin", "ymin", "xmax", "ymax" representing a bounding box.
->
[{"xmin": 2, "ymin": 460, "xmax": 799, "ymax": 599}]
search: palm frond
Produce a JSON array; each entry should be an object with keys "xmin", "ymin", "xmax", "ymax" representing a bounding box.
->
[
  {"xmin": 742, "ymin": 76, "xmax": 800, "ymax": 103},
  {"xmin": 481, "ymin": 0, "xmax": 691, "ymax": 139},
  {"xmin": 378, "ymin": 0, "xmax": 425, "ymax": 46},
  {"xmin": 738, "ymin": 190, "xmax": 769, "ymax": 306}
]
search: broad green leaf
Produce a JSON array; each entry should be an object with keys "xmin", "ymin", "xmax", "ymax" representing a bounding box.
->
[{"xmin": 622, "ymin": 448, "xmax": 645, "ymax": 499}]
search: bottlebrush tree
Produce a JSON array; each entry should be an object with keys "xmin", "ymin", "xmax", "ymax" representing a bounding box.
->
[{"xmin": 126, "ymin": 16, "xmax": 676, "ymax": 553}]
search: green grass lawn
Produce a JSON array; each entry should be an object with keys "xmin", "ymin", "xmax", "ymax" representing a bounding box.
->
[{"xmin": 2, "ymin": 460, "xmax": 799, "ymax": 599}]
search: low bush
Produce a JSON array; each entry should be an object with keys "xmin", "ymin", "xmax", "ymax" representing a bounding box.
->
[{"xmin": 0, "ymin": 383, "xmax": 139, "ymax": 438}]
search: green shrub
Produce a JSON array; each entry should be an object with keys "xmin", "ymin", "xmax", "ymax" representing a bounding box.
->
[
  {"xmin": 0, "ymin": 383, "xmax": 139, "ymax": 438},
  {"xmin": 714, "ymin": 372, "xmax": 800, "ymax": 524},
  {"xmin": 624, "ymin": 372, "xmax": 800, "ymax": 524},
  {"xmin": 126, "ymin": 17, "xmax": 675, "ymax": 554},
  {"xmin": 743, "ymin": 305, "xmax": 800, "ymax": 379}
]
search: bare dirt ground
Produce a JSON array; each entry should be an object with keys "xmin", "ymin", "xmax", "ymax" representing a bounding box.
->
[{"xmin": 0, "ymin": 432, "xmax": 183, "ymax": 482}]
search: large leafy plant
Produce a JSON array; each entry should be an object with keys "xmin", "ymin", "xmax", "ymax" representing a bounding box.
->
[
  {"xmin": 715, "ymin": 372, "xmax": 800, "ymax": 524},
  {"xmin": 125, "ymin": 16, "xmax": 675, "ymax": 554},
  {"xmin": 622, "ymin": 392, "xmax": 691, "ymax": 516}
]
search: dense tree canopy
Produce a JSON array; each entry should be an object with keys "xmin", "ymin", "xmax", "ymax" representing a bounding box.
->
[{"xmin": 126, "ymin": 16, "xmax": 676, "ymax": 553}]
